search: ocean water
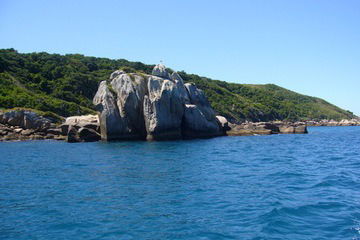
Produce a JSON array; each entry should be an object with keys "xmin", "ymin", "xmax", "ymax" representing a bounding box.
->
[{"xmin": 1, "ymin": 126, "xmax": 360, "ymax": 240}]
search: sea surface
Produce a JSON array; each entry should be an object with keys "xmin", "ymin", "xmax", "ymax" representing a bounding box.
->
[{"xmin": 1, "ymin": 126, "xmax": 360, "ymax": 240}]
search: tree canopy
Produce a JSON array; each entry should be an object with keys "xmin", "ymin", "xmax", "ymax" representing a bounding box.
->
[{"xmin": 0, "ymin": 49, "xmax": 355, "ymax": 121}]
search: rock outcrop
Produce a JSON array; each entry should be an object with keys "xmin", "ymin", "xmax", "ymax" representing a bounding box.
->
[
  {"xmin": 0, "ymin": 110, "xmax": 65, "ymax": 141},
  {"xmin": 278, "ymin": 123, "xmax": 308, "ymax": 134},
  {"xmin": 152, "ymin": 63, "xmax": 170, "ymax": 79},
  {"xmin": 78, "ymin": 127, "xmax": 101, "ymax": 142},
  {"xmin": 216, "ymin": 115, "xmax": 231, "ymax": 132},
  {"xmin": 306, "ymin": 119, "xmax": 360, "ymax": 126},
  {"xmin": 60, "ymin": 115, "xmax": 99, "ymax": 134},
  {"xmin": 227, "ymin": 121, "xmax": 308, "ymax": 136},
  {"xmin": 93, "ymin": 64, "xmax": 225, "ymax": 141},
  {"xmin": 61, "ymin": 114, "xmax": 101, "ymax": 142},
  {"xmin": 0, "ymin": 110, "xmax": 51, "ymax": 131}
]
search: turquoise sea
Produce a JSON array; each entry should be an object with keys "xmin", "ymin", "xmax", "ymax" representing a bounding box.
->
[{"xmin": 1, "ymin": 126, "xmax": 360, "ymax": 239}]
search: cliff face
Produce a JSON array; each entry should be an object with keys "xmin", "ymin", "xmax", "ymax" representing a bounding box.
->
[{"xmin": 93, "ymin": 65, "xmax": 225, "ymax": 141}]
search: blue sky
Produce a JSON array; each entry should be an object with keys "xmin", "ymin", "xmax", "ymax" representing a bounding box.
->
[{"xmin": 1, "ymin": 0, "xmax": 359, "ymax": 115}]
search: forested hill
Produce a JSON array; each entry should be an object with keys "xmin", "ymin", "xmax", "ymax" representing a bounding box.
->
[{"xmin": 0, "ymin": 49, "xmax": 355, "ymax": 122}]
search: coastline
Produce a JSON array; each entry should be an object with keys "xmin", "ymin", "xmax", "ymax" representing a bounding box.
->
[{"xmin": 1, "ymin": 109, "xmax": 358, "ymax": 142}]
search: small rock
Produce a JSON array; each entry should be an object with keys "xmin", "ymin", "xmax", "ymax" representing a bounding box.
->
[
  {"xmin": 30, "ymin": 135, "xmax": 45, "ymax": 140},
  {"xmin": 46, "ymin": 128, "xmax": 62, "ymax": 135},
  {"xmin": 66, "ymin": 126, "xmax": 80, "ymax": 143},
  {"xmin": 278, "ymin": 126, "xmax": 295, "ymax": 134},
  {"xmin": 21, "ymin": 129, "xmax": 35, "ymax": 136},
  {"xmin": 45, "ymin": 134, "xmax": 55, "ymax": 139},
  {"xmin": 216, "ymin": 116, "xmax": 231, "ymax": 132},
  {"xmin": 294, "ymin": 125, "xmax": 308, "ymax": 134},
  {"xmin": 54, "ymin": 135, "xmax": 66, "ymax": 141},
  {"xmin": 14, "ymin": 128, "xmax": 23, "ymax": 133},
  {"xmin": 78, "ymin": 127, "xmax": 101, "ymax": 142},
  {"xmin": 59, "ymin": 124, "xmax": 70, "ymax": 135}
]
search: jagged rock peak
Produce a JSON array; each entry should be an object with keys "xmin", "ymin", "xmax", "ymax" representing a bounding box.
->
[
  {"xmin": 152, "ymin": 64, "xmax": 170, "ymax": 79},
  {"xmin": 93, "ymin": 68, "xmax": 225, "ymax": 141}
]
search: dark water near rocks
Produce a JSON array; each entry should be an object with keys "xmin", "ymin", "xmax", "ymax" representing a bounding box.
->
[{"xmin": 1, "ymin": 127, "xmax": 360, "ymax": 240}]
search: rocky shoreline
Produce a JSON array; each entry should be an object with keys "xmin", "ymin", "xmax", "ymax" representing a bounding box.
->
[
  {"xmin": 305, "ymin": 119, "xmax": 360, "ymax": 126},
  {"xmin": 227, "ymin": 121, "xmax": 308, "ymax": 136},
  {"xmin": 0, "ymin": 110, "xmax": 65, "ymax": 141},
  {"xmin": 1, "ymin": 65, "xmax": 358, "ymax": 142},
  {"xmin": 1, "ymin": 109, "xmax": 359, "ymax": 142}
]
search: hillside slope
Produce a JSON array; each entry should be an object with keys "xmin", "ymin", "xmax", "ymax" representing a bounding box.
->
[{"xmin": 0, "ymin": 49, "xmax": 355, "ymax": 122}]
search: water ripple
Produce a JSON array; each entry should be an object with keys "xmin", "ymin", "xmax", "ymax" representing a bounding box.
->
[{"xmin": 0, "ymin": 126, "xmax": 360, "ymax": 239}]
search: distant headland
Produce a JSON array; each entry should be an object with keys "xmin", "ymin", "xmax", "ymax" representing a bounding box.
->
[
  {"xmin": 1, "ymin": 64, "xmax": 359, "ymax": 142},
  {"xmin": 0, "ymin": 49, "xmax": 359, "ymax": 142},
  {"xmin": 0, "ymin": 49, "xmax": 356, "ymax": 123}
]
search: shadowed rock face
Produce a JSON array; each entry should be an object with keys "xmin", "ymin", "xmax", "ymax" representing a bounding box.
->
[
  {"xmin": 93, "ymin": 81, "xmax": 125, "ymax": 140},
  {"xmin": 182, "ymin": 104, "xmax": 222, "ymax": 138},
  {"xmin": 182, "ymin": 83, "xmax": 222, "ymax": 138},
  {"xmin": 171, "ymin": 72, "xmax": 190, "ymax": 104},
  {"xmin": 93, "ymin": 64, "xmax": 226, "ymax": 141},
  {"xmin": 110, "ymin": 73, "xmax": 148, "ymax": 139}
]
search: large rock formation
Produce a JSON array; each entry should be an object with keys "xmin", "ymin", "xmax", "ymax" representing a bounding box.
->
[{"xmin": 93, "ymin": 64, "xmax": 225, "ymax": 141}]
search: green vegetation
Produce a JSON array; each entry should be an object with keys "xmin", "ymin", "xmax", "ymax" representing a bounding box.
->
[
  {"xmin": 0, "ymin": 48, "xmax": 355, "ymax": 121},
  {"xmin": 178, "ymin": 73, "xmax": 355, "ymax": 122}
]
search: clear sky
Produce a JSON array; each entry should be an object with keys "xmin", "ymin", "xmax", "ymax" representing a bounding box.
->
[{"xmin": 1, "ymin": 0, "xmax": 359, "ymax": 115}]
